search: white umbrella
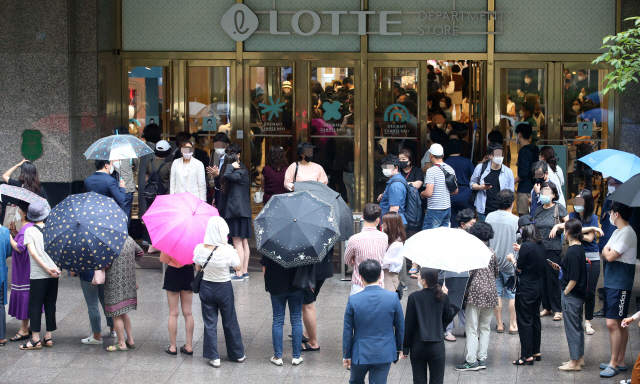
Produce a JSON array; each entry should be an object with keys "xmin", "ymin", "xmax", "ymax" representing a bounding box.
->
[
  {"xmin": 400, "ymin": 227, "xmax": 492, "ymax": 273},
  {"xmin": 189, "ymin": 101, "xmax": 207, "ymax": 117}
]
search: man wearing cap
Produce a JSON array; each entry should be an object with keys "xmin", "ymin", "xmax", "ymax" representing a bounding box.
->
[
  {"xmin": 420, "ymin": 143, "xmax": 458, "ymax": 230},
  {"xmin": 282, "ymin": 81, "xmax": 292, "ymax": 95}
]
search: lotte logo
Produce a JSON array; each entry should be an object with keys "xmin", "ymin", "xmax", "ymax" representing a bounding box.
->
[{"xmin": 221, "ymin": 4, "xmax": 259, "ymax": 42}]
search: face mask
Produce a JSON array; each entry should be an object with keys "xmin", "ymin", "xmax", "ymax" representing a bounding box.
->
[
  {"xmin": 304, "ymin": 156, "xmax": 313, "ymax": 162},
  {"xmin": 492, "ymin": 156, "xmax": 504, "ymax": 165},
  {"xmin": 574, "ymin": 206, "xmax": 584, "ymax": 213},
  {"xmin": 572, "ymin": 105, "xmax": 580, "ymax": 112},
  {"xmin": 215, "ymin": 148, "xmax": 226, "ymax": 156},
  {"xmin": 417, "ymin": 280, "xmax": 424, "ymax": 289},
  {"xmin": 182, "ymin": 153, "xmax": 193, "ymax": 160},
  {"xmin": 524, "ymin": 78, "xmax": 532, "ymax": 84},
  {"xmin": 108, "ymin": 165, "xmax": 115, "ymax": 174},
  {"xmin": 608, "ymin": 185, "xmax": 616, "ymax": 195},
  {"xmin": 382, "ymin": 169, "xmax": 393, "ymax": 178},
  {"xmin": 534, "ymin": 177, "xmax": 545, "ymax": 185},
  {"xmin": 439, "ymin": 102, "xmax": 446, "ymax": 108},
  {"xmin": 578, "ymin": 75, "xmax": 585, "ymax": 81},
  {"xmin": 565, "ymin": 78, "xmax": 571, "ymax": 84},
  {"xmin": 540, "ymin": 195, "xmax": 552, "ymax": 204},
  {"xmin": 437, "ymin": 123, "xmax": 445, "ymax": 129},
  {"xmin": 519, "ymin": 110, "xmax": 524, "ymax": 118},
  {"xmin": 399, "ymin": 161, "xmax": 409, "ymax": 169},
  {"xmin": 609, "ymin": 213, "xmax": 617, "ymax": 226}
]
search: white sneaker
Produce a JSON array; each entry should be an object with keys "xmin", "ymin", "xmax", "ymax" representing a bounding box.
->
[
  {"xmin": 81, "ymin": 335, "xmax": 103, "ymax": 345},
  {"xmin": 271, "ymin": 357, "xmax": 283, "ymax": 366},
  {"xmin": 237, "ymin": 355, "xmax": 246, "ymax": 363},
  {"xmin": 210, "ymin": 359, "xmax": 221, "ymax": 368},
  {"xmin": 292, "ymin": 356, "xmax": 304, "ymax": 366},
  {"xmin": 109, "ymin": 331, "xmax": 117, "ymax": 338}
]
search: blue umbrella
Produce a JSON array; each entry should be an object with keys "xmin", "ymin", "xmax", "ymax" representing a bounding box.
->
[
  {"xmin": 578, "ymin": 149, "xmax": 640, "ymax": 183},
  {"xmin": 83, "ymin": 134, "xmax": 154, "ymax": 160},
  {"xmin": 43, "ymin": 192, "xmax": 129, "ymax": 273}
]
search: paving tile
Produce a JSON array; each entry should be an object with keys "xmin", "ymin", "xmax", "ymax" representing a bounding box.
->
[
  {"xmin": 50, "ymin": 366, "xmax": 117, "ymax": 384},
  {"xmin": 0, "ymin": 366, "xmax": 65, "ymax": 384},
  {"xmin": 110, "ymin": 370, "xmax": 172, "ymax": 384}
]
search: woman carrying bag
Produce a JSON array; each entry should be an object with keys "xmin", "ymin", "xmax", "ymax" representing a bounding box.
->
[{"xmin": 283, "ymin": 142, "xmax": 328, "ymax": 191}]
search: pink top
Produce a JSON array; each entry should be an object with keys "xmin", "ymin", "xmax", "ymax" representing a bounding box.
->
[
  {"xmin": 344, "ymin": 227, "xmax": 389, "ymax": 288},
  {"xmin": 283, "ymin": 161, "xmax": 328, "ymax": 191}
]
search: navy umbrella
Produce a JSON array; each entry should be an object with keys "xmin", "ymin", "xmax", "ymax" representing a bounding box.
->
[
  {"xmin": 43, "ymin": 192, "xmax": 129, "ymax": 273},
  {"xmin": 293, "ymin": 181, "xmax": 354, "ymax": 241},
  {"xmin": 253, "ymin": 191, "xmax": 340, "ymax": 268}
]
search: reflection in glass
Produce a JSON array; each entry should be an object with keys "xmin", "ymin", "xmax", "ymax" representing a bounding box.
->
[
  {"xmin": 128, "ymin": 66, "xmax": 167, "ymax": 136},
  {"xmin": 309, "ymin": 67, "xmax": 356, "ymax": 210}
]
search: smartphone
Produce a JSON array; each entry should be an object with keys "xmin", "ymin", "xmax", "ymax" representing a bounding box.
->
[
  {"xmin": 547, "ymin": 259, "xmax": 559, "ymax": 268},
  {"xmin": 484, "ymin": 183, "xmax": 491, "ymax": 187}
]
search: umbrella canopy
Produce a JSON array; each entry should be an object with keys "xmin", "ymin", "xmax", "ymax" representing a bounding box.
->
[
  {"xmin": 142, "ymin": 192, "xmax": 219, "ymax": 266},
  {"xmin": 254, "ymin": 191, "xmax": 340, "ymax": 268},
  {"xmin": 399, "ymin": 227, "xmax": 492, "ymax": 273},
  {"xmin": 83, "ymin": 134, "xmax": 154, "ymax": 161},
  {"xmin": 293, "ymin": 181, "xmax": 354, "ymax": 241},
  {"xmin": 0, "ymin": 184, "xmax": 50, "ymax": 210},
  {"xmin": 609, "ymin": 173, "xmax": 640, "ymax": 207},
  {"xmin": 578, "ymin": 149, "xmax": 640, "ymax": 183},
  {"xmin": 43, "ymin": 192, "xmax": 128, "ymax": 273}
]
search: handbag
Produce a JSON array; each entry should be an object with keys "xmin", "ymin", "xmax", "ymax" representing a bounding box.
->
[
  {"xmin": 445, "ymin": 77, "xmax": 456, "ymax": 94},
  {"xmin": 292, "ymin": 264, "xmax": 317, "ymax": 291},
  {"xmin": 253, "ymin": 188, "xmax": 264, "ymax": 204},
  {"xmin": 505, "ymin": 273, "xmax": 519, "ymax": 294},
  {"xmin": 192, "ymin": 246, "xmax": 218, "ymax": 294},
  {"xmin": 91, "ymin": 270, "xmax": 105, "ymax": 285}
]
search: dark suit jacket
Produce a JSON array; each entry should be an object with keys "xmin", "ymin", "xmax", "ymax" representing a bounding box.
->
[
  {"xmin": 137, "ymin": 142, "xmax": 156, "ymax": 216},
  {"xmin": 343, "ymin": 285, "xmax": 404, "ymax": 364},
  {"xmin": 84, "ymin": 172, "xmax": 127, "ymax": 209},
  {"xmin": 222, "ymin": 162, "xmax": 251, "ymax": 219},
  {"xmin": 403, "ymin": 288, "xmax": 457, "ymax": 357}
]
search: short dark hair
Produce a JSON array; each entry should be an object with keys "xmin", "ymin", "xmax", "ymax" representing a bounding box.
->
[
  {"xmin": 397, "ymin": 88, "xmax": 407, "ymax": 96},
  {"xmin": 343, "ymin": 77, "xmax": 353, "ymax": 86},
  {"xmin": 610, "ymin": 201, "xmax": 633, "ymax": 222},
  {"xmin": 521, "ymin": 102, "xmax": 535, "ymax": 114},
  {"xmin": 175, "ymin": 131, "xmax": 192, "ymax": 147},
  {"xmin": 469, "ymin": 221, "xmax": 494, "ymax": 242},
  {"xmin": 430, "ymin": 128, "xmax": 448, "ymax": 145},
  {"xmin": 497, "ymin": 189, "xmax": 515, "ymax": 210},
  {"xmin": 564, "ymin": 219, "xmax": 584, "ymax": 242},
  {"xmin": 487, "ymin": 142, "xmax": 503, "ymax": 156},
  {"xmin": 487, "ymin": 130, "xmax": 503, "ymax": 144},
  {"xmin": 451, "ymin": 64, "xmax": 461, "ymax": 73},
  {"xmin": 443, "ymin": 96, "xmax": 452, "ymax": 108},
  {"xmin": 227, "ymin": 142, "xmax": 242, "ymax": 155},
  {"xmin": 142, "ymin": 124, "xmax": 162, "ymax": 144},
  {"xmin": 427, "ymin": 71, "xmax": 436, "ymax": 81},
  {"xmin": 401, "ymin": 100, "xmax": 417, "ymax": 116},
  {"xmin": 445, "ymin": 139, "xmax": 462, "ymax": 156},
  {"xmin": 427, "ymin": 64, "xmax": 435, "ymax": 72},
  {"xmin": 381, "ymin": 154, "xmax": 400, "ymax": 169},
  {"xmin": 359, "ymin": 259, "xmax": 382, "ymax": 284},
  {"xmin": 532, "ymin": 160, "xmax": 548, "ymax": 175},
  {"xmin": 213, "ymin": 132, "xmax": 231, "ymax": 144},
  {"xmin": 363, "ymin": 203, "xmax": 382, "ymax": 223},
  {"xmin": 540, "ymin": 181, "xmax": 560, "ymax": 202},
  {"xmin": 457, "ymin": 208, "xmax": 475, "ymax": 226},
  {"xmin": 95, "ymin": 159, "xmax": 109, "ymax": 170},
  {"xmin": 515, "ymin": 123, "xmax": 532, "ymax": 139},
  {"xmin": 398, "ymin": 148, "xmax": 414, "ymax": 163}
]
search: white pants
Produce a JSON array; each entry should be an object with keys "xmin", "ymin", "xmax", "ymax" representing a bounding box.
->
[
  {"xmin": 350, "ymin": 284, "xmax": 364, "ymax": 296},
  {"xmin": 465, "ymin": 304, "xmax": 494, "ymax": 363}
]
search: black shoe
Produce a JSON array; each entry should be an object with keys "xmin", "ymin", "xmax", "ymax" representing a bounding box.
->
[
  {"xmin": 593, "ymin": 309, "xmax": 605, "ymax": 318},
  {"xmin": 597, "ymin": 287, "xmax": 605, "ymax": 294}
]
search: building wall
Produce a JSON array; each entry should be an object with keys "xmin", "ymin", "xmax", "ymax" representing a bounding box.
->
[{"xmin": 620, "ymin": 0, "xmax": 640, "ymax": 156}]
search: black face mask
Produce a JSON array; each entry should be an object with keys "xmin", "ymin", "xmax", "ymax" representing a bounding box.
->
[
  {"xmin": 534, "ymin": 177, "xmax": 545, "ymax": 185},
  {"xmin": 399, "ymin": 161, "xmax": 409, "ymax": 169},
  {"xmin": 304, "ymin": 156, "xmax": 313, "ymax": 162},
  {"xmin": 565, "ymin": 78, "xmax": 571, "ymax": 84}
]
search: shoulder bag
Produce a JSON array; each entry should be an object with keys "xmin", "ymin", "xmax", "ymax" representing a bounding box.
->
[
  {"xmin": 192, "ymin": 246, "xmax": 218, "ymax": 294},
  {"xmin": 253, "ymin": 188, "xmax": 264, "ymax": 204},
  {"xmin": 554, "ymin": 204, "xmax": 564, "ymax": 235}
]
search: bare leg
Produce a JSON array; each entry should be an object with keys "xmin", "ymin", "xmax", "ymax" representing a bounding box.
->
[
  {"xmin": 122, "ymin": 314, "xmax": 134, "ymax": 345},
  {"xmin": 180, "ymin": 290, "xmax": 194, "ymax": 352},
  {"xmin": 232, "ymin": 237, "xmax": 244, "ymax": 277},
  {"xmin": 508, "ymin": 299, "xmax": 518, "ymax": 332},
  {"xmin": 618, "ymin": 326, "xmax": 629, "ymax": 366},
  {"xmin": 19, "ymin": 320, "xmax": 29, "ymax": 335},
  {"xmin": 242, "ymin": 238, "xmax": 250, "ymax": 275},
  {"xmin": 494, "ymin": 298, "xmax": 504, "ymax": 331},
  {"xmin": 113, "ymin": 315, "xmax": 127, "ymax": 348},
  {"xmin": 302, "ymin": 303, "xmax": 318, "ymax": 349},
  {"xmin": 607, "ymin": 319, "xmax": 625, "ymax": 368},
  {"xmin": 167, "ymin": 291, "xmax": 180, "ymax": 353}
]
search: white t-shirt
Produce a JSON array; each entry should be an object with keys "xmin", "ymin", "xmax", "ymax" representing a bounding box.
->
[
  {"xmin": 192, "ymin": 244, "xmax": 240, "ymax": 283},
  {"xmin": 547, "ymin": 166, "xmax": 565, "ymax": 207},
  {"xmin": 23, "ymin": 224, "xmax": 57, "ymax": 280},
  {"xmin": 424, "ymin": 162, "xmax": 456, "ymax": 210},
  {"xmin": 382, "ymin": 241, "xmax": 403, "ymax": 274}
]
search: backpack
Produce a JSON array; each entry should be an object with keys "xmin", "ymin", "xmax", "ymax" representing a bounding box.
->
[
  {"xmin": 144, "ymin": 161, "xmax": 168, "ymax": 205},
  {"xmin": 390, "ymin": 179, "xmax": 422, "ymax": 227},
  {"xmin": 435, "ymin": 163, "xmax": 459, "ymax": 194}
]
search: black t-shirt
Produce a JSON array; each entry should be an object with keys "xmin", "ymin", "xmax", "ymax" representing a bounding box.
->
[
  {"xmin": 484, "ymin": 169, "xmax": 501, "ymax": 214},
  {"xmin": 560, "ymin": 244, "xmax": 588, "ymax": 299},
  {"xmin": 401, "ymin": 166, "xmax": 425, "ymax": 193},
  {"xmin": 516, "ymin": 241, "xmax": 546, "ymax": 281},
  {"xmin": 260, "ymin": 256, "xmax": 299, "ymax": 296},
  {"xmin": 8, "ymin": 177, "xmax": 49, "ymax": 201},
  {"xmin": 315, "ymin": 247, "xmax": 334, "ymax": 281}
]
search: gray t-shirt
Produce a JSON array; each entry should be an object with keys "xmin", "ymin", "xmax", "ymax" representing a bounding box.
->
[
  {"xmin": 533, "ymin": 203, "xmax": 569, "ymax": 251},
  {"xmin": 23, "ymin": 224, "xmax": 57, "ymax": 279},
  {"xmin": 486, "ymin": 210, "xmax": 519, "ymax": 273}
]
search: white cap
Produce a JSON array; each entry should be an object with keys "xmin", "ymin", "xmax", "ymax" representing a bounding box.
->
[
  {"xmin": 282, "ymin": 81, "xmax": 292, "ymax": 89},
  {"xmin": 430, "ymin": 143, "xmax": 444, "ymax": 157},
  {"xmin": 156, "ymin": 140, "xmax": 171, "ymax": 151}
]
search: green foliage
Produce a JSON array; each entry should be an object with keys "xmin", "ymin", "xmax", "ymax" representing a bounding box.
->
[{"xmin": 593, "ymin": 16, "xmax": 640, "ymax": 94}]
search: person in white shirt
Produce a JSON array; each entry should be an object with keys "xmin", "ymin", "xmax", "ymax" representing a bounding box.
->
[
  {"xmin": 170, "ymin": 141, "xmax": 206, "ymax": 201},
  {"xmin": 193, "ymin": 217, "xmax": 245, "ymax": 368},
  {"xmin": 539, "ymin": 146, "xmax": 565, "ymax": 207},
  {"xmin": 380, "ymin": 212, "xmax": 406, "ymax": 293}
]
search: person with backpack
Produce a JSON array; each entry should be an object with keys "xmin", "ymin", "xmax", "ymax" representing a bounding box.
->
[
  {"xmin": 444, "ymin": 139, "xmax": 475, "ymax": 228},
  {"xmin": 420, "ymin": 143, "xmax": 458, "ymax": 231},
  {"xmin": 144, "ymin": 140, "xmax": 173, "ymax": 253},
  {"xmin": 378, "ymin": 155, "xmax": 408, "ymax": 226}
]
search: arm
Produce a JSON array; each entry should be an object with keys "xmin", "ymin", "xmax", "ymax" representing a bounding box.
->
[
  {"xmin": 564, "ymin": 280, "xmax": 577, "ymax": 295},
  {"xmin": 420, "ymin": 183, "xmax": 434, "ymax": 199},
  {"xmin": 107, "ymin": 179, "xmax": 127, "ymax": 207},
  {"xmin": 2, "ymin": 159, "xmax": 26, "ymax": 183},
  {"xmin": 317, "ymin": 166, "xmax": 329, "ymax": 185},
  {"xmin": 602, "ymin": 245, "xmax": 623, "ymax": 262},
  {"xmin": 284, "ymin": 164, "xmax": 295, "ymax": 191},
  {"xmin": 409, "ymin": 180, "xmax": 423, "ymax": 189},
  {"xmin": 344, "ymin": 240, "xmax": 356, "ymax": 266},
  {"xmin": 223, "ymin": 163, "xmax": 245, "ymax": 182},
  {"xmin": 197, "ymin": 163, "xmax": 206, "ymax": 201},
  {"xmin": 393, "ymin": 298, "xmax": 405, "ymax": 354},
  {"xmin": 342, "ymin": 299, "xmax": 355, "ymax": 360},
  {"xmin": 506, "ymin": 169, "xmax": 515, "ymax": 192},
  {"xmin": 402, "ymin": 295, "xmax": 416, "ymax": 354},
  {"xmin": 583, "ymin": 229, "xmax": 596, "ymax": 243},
  {"xmin": 170, "ymin": 162, "xmax": 177, "ymax": 194},
  {"xmin": 26, "ymin": 243, "xmax": 59, "ymax": 276}
]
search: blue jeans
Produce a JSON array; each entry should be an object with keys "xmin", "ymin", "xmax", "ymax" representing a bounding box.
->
[
  {"xmin": 80, "ymin": 279, "xmax": 113, "ymax": 333},
  {"xmin": 270, "ymin": 290, "xmax": 304, "ymax": 359},
  {"xmin": 422, "ymin": 208, "xmax": 451, "ymax": 230},
  {"xmin": 477, "ymin": 212, "xmax": 487, "ymax": 222}
]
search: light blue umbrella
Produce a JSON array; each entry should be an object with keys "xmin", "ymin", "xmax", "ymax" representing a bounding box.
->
[
  {"xmin": 83, "ymin": 134, "xmax": 154, "ymax": 160},
  {"xmin": 578, "ymin": 149, "xmax": 640, "ymax": 182}
]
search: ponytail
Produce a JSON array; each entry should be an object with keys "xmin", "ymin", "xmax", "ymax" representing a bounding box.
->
[{"xmin": 433, "ymin": 283, "xmax": 445, "ymax": 301}]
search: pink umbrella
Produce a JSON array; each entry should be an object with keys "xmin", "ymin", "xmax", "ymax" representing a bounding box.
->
[{"xmin": 142, "ymin": 193, "xmax": 219, "ymax": 266}]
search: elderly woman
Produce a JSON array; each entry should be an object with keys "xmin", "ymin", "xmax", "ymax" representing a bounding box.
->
[
  {"xmin": 455, "ymin": 221, "xmax": 498, "ymax": 371},
  {"xmin": 193, "ymin": 217, "xmax": 245, "ymax": 368},
  {"xmin": 105, "ymin": 236, "xmax": 143, "ymax": 351}
]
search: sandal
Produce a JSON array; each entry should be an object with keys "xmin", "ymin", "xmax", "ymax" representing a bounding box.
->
[
  {"xmin": 20, "ymin": 339, "xmax": 42, "ymax": 350},
  {"xmin": 0, "ymin": 339, "xmax": 6, "ymax": 346},
  {"xmin": 540, "ymin": 309, "xmax": 554, "ymax": 317},
  {"xmin": 513, "ymin": 357, "xmax": 534, "ymax": 365},
  {"xmin": 496, "ymin": 322, "xmax": 505, "ymax": 333},
  {"xmin": 125, "ymin": 341, "xmax": 136, "ymax": 349},
  {"xmin": 10, "ymin": 332, "xmax": 29, "ymax": 342},
  {"xmin": 301, "ymin": 342, "xmax": 320, "ymax": 352},
  {"xmin": 553, "ymin": 313, "xmax": 563, "ymax": 321},
  {"xmin": 106, "ymin": 344, "xmax": 128, "ymax": 352},
  {"xmin": 407, "ymin": 268, "xmax": 419, "ymax": 276},
  {"xmin": 165, "ymin": 345, "xmax": 177, "ymax": 355},
  {"xmin": 180, "ymin": 345, "xmax": 193, "ymax": 355},
  {"xmin": 288, "ymin": 334, "xmax": 310, "ymax": 344},
  {"xmin": 585, "ymin": 324, "xmax": 595, "ymax": 335},
  {"xmin": 42, "ymin": 338, "xmax": 53, "ymax": 348}
]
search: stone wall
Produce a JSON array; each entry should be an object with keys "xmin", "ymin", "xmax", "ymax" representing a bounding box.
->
[{"xmin": 620, "ymin": 0, "xmax": 640, "ymax": 156}]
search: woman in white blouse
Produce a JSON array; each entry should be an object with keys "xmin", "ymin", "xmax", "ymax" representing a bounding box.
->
[
  {"xmin": 193, "ymin": 217, "xmax": 245, "ymax": 368},
  {"xmin": 380, "ymin": 212, "xmax": 406, "ymax": 293},
  {"xmin": 170, "ymin": 141, "xmax": 206, "ymax": 201}
]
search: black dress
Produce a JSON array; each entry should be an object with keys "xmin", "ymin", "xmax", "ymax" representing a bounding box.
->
[{"xmin": 222, "ymin": 162, "xmax": 252, "ymax": 239}]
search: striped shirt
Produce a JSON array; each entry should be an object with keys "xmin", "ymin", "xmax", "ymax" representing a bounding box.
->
[
  {"xmin": 424, "ymin": 162, "xmax": 456, "ymax": 210},
  {"xmin": 344, "ymin": 227, "xmax": 389, "ymax": 289}
]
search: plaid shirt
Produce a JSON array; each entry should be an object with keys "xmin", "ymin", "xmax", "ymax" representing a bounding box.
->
[{"xmin": 344, "ymin": 227, "xmax": 389, "ymax": 289}]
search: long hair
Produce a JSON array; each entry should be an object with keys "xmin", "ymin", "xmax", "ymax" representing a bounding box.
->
[
  {"xmin": 381, "ymin": 212, "xmax": 407, "ymax": 246},
  {"xmin": 565, "ymin": 219, "xmax": 584, "ymax": 242},
  {"xmin": 539, "ymin": 146, "xmax": 558, "ymax": 173},
  {"xmin": 265, "ymin": 145, "xmax": 288, "ymax": 172},
  {"xmin": 19, "ymin": 161, "xmax": 41, "ymax": 195},
  {"xmin": 420, "ymin": 268, "xmax": 444, "ymax": 301},
  {"xmin": 521, "ymin": 223, "xmax": 543, "ymax": 244},
  {"xmin": 575, "ymin": 189, "xmax": 595, "ymax": 225},
  {"xmin": 220, "ymin": 152, "xmax": 238, "ymax": 195}
]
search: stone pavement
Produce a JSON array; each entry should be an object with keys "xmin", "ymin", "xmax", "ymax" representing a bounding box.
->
[{"xmin": 1, "ymin": 256, "xmax": 639, "ymax": 384}]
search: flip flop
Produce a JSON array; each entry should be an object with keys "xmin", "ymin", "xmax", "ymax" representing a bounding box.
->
[
  {"xmin": 106, "ymin": 344, "xmax": 128, "ymax": 352},
  {"xmin": 301, "ymin": 342, "xmax": 320, "ymax": 352},
  {"xmin": 288, "ymin": 335, "xmax": 310, "ymax": 343},
  {"xmin": 10, "ymin": 333, "xmax": 29, "ymax": 342},
  {"xmin": 496, "ymin": 323, "xmax": 505, "ymax": 333},
  {"xmin": 407, "ymin": 268, "xmax": 419, "ymax": 276},
  {"xmin": 180, "ymin": 345, "xmax": 193, "ymax": 355},
  {"xmin": 165, "ymin": 345, "xmax": 177, "ymax": 355},
  {"xmin": 509, "ymin": 329, "xmax": 519, "ymax": 335},
  {"xmin": 125, "ymin": 341, "xmax": 136, "ymax": 349}
]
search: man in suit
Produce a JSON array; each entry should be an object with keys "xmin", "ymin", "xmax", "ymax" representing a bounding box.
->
[
  {"xmin": 343, "ymin": 259, "xmax": 405, "ymax": 384},
  {"xmin": 206, "ymin": 132, "xmax": 231, "ymax": 206},
  {"xmin": 84, "ymin": 159, "xmax": 130, "ymax": 215}
]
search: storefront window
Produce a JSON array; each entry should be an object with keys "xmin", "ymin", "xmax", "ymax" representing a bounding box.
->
[{"xmin": 128, "ymin": 66, "xmax": 168, "ymax": 137}]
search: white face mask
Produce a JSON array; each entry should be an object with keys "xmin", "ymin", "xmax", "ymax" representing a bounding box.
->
[
  {"xmin": 215, "ymin": 148, "xmax": 226, "ymax": 156},
  {"xmin": 572, "ymin": 105, "xmax": 581, "ymax": 112},
  {"xmin": 524, "ymin": 78, "xmax": 532, "ymax": 84},
  {"xmin": 608, "ymin": 185, "xmax": 616, "ymax": 195},
  {"xmin": 574, "ymin": 205, "xmax": 584, "ymax": 213},
  {"xmin": 439, "ymin": 102, "xmax": 446, "ymax": 109},
  {"xmin": 609, "ymin": 212, "xmax": 617, "ymax": 226},
  {"xmin": 578, "ymin": 75, "xmax": 585, "ymax": 81},
  {"xmin": 113, "ymin": 160, "xmax": 121, "ymax": 170},
  {"xmin": 437, "ymin": 123, "xmax": 445, "ymax": 129},
  {"xmin": 183, "ymin": 153, "xmax": 193, "ymax": 160},
  {"xmin": 417, "ymin": 280, "xmax": 424, "ymax": 289},
  {"xmin": 108, "ymin": 164, "xmax": 115, "ymax": 174},
  {"xmin": 519, "ymin": 110, "xmax": 524, "ymax": 118},
  {"xmin": 492, "ymin": 156, "xmax": 504, "ymax": 165},
  {"xmin": 382, "ymin": 169, "xmax": 393, "ymax": 178}
]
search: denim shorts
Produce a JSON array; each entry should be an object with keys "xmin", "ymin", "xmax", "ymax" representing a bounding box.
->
[{"xmin": 496, "ymin": 271, "xmax": 516, "ymax": 300}]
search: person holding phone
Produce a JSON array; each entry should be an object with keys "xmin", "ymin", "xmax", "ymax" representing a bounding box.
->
[
  {"xmin": 548, "ymin": 219, "xmax": 588, "ymax": 371},
  {"xmin": 170, "ymin": 141, "xmax": 206, "ymax": 201},
  {"xmin": 470, "ymin": 143, "xmax": 515, "ymax": 222},
  {"xmin": 534, "ymin": 182, "xmax": 569, "ymax": 321}
]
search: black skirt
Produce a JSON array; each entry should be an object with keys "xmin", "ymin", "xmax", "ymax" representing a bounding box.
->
[
  {"xmin": 226, "ymin": 217, "xmax": 252, "ymax": 239},
  {"xmin": 163, "ymin": 264, "xmax": 195, "ymax": 292}
]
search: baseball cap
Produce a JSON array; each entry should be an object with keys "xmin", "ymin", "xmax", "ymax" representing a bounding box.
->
[
  {"xmin": 282, "ymin": 81, "xmax": 292, "ymax": 89},
  {"xmin": 430, "ymin": 143, "xmax": 444, "ymax": 157},
  {"xmin": 155, "ymin": 140, "xmax": 171, "ymax": 152}
]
